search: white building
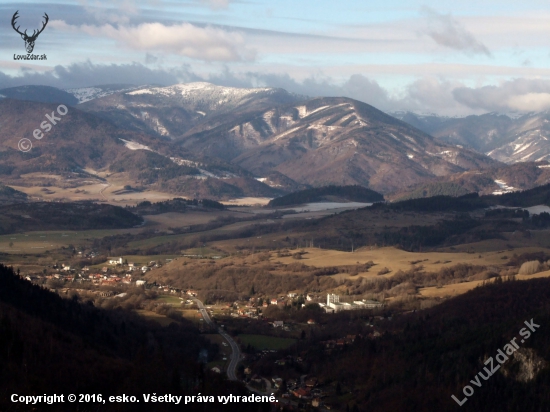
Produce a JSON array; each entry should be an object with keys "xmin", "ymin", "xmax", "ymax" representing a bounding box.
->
[
  {"xmin": 325, "ymin": 294, "xmax": 383, "ymax": 313},
  {"xmin": 327, "ymin": 293, "xmax": 339, "ymax": 305},
  {"xmin": 327, "ymin": 294, "xmax": 344, "ymax": 312},
  {"xmin": 109, "ymin": 257, "xmax": 123, "ymax": 265}
]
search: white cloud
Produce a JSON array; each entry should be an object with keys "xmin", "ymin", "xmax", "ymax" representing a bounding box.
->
[
  {"xmin": 77, "ymin": 0, "xmax": 140, "ymax": 24},
  {"xmin": 420, "ymin": 7, "xmax": 491, "ymax": 56},
  {"xmin": 56, "ymin": 22, "xmax": 254, "ymax": 62},
  {"xmin": 4, "ymin": 61, "xmax": 550, "ymax": 115},
  {"xmin": 197, "ymin": 0, "xmax": 232, "ymax": 10},
  {"xmin": 453, "ymin": 78, "xmax": 550, "ymax": 112},
  {"xmin": 506, "ymin": 93, "xmax": 550, "ymax": 112}
]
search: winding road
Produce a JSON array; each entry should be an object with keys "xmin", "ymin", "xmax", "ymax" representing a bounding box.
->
[{"xmin": 192, "ymin": 298, "xmax": 242, "ymax": 381}]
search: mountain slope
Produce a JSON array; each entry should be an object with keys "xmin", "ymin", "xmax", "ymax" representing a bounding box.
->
[
  {"xmin": 197, "ymin": 97, "xmax": 499, "ymax": 193},
  {"xmin": 1, "ymin": 85, "xmax": 503, "ymax": 197},
  {"xmin": 65, "ymin": 84, "xmax": 141, "ymax": 103},
  {"xmin": 0, "ymin": 99, "xmax": 280, "ymax": 199},
  {"xmin": 78, "ymin": 82, "xmax": 302, "ymax": 138},
  {"xmin": 395, "ymin": 111, "xmax": 550, "ymax": 164},
  {"xmin": 0, "ymin": 265, "xmax": 255, "ymax": 412},
  {"xmin": 0, "ymin": 85, "xmax": 78, "ymax": 106},
  {"xmin": 389, "ymin": 162, "xmax": 550, "ymax": 200}
]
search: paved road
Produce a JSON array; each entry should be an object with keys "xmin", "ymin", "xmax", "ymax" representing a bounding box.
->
[{"xmin": 192, "ymin": 298, "xmax": 242, "ymax": 381}]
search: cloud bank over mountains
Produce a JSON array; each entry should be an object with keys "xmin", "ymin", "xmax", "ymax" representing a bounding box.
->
[
  {"xmin": 2, "ymin": 1, "xmax": 550, "ymax": 116},
  {"xmin": 3, "ymin": 62, "xmax": 550, "ymax": 116}
]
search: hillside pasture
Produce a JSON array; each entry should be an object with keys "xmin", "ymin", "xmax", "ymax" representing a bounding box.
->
[{"xmin": 270, "ymin": 246, "xmax": 545, "ymax": 279}]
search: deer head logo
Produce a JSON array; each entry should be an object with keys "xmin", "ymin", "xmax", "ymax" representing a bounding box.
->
[{"xmin": 11, "ymin": 11, "xmax": 49, "ymax": 54}]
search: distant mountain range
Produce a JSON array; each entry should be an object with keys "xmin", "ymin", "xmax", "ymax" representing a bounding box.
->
[
  {"xmin": 389, "ymin": 161, "xmax": 550, "ymax": 201},
  {"xmin": 80, "ymin": 84, "xmax": 501, "ymax": 192},
  {"xmin": 393, "ymin": 111, "xmax": 550, "ymax": 164},
  {"xmin": 3, "ymin": 82, "xmax": 549, "ymax": 200}
]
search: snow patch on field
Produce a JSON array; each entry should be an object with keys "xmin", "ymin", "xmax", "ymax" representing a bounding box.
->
[
  {"xmin": 305, "ymin": 105, "xmax": 330, "ymax": 116},
  {"xmin": 493, "ymin": 180, "xmax": 517, "ymax": 195},
  {"xmin": 274, "ymin": 126, "xmax": 301, "ymax": 140},
  {"xmin": 514, "ymin": 142, "xmax": 533, "ymax": 154},
  {"xmin": 120, "ymin": 139, "xmax": 153, "ymax": 152},
  {"xmin": 295, "ymin": 106, "xmax": 307, "ymax": 118}
]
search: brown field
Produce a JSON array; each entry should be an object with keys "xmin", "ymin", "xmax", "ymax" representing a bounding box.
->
[
  {"xmin": 270, "ymin": 246, "xmax": 546, "ymax": 278},
  {"xmin": 436, "ymin": 230, "xmax": 550, "ymax": 252},
  {"xmin": 10, "ymin": 173, "xmax": 175, "ymax": 206},
  {"xmin": 135, "ymin": 309, "xmax": 180, "ymax": 326},
  {"xmin": 419, "ymin": 269, "xmax": 550, "ymax": 298}
]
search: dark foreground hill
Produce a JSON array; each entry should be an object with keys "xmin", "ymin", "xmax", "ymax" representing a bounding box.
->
[
  {"xmin": 0, "ymin": 265, "xmax": 266, "ymax": 412},
  {"xmin": 0, "ymin": 184, "xmax": 27, "ymax": 205},
  {"xmin": 252, "ymin": 277, "xmax": 550, "ymax": 412},
  {"xmin": 268, "ymin": 185, "xmax": 384, "ymax": 207},
  {"xmin": 0, "ymin": 202, "xmax": 143, "ymax": 234}
]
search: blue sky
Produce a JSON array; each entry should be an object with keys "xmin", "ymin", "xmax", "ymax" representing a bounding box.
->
[{"xmin": 1, "ymin": 0, "xmax": 550, "ymax": 115}]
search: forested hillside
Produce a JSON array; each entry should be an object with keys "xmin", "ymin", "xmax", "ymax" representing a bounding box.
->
[
  {"xmin": 0, "ymin": 265, "xmax": 267, "ymax": 412},
  {"xmin": 0, "ymin": 202, "xmax": 143, "ymax": 234},
  {"xmin": 268, "ymin": 185, "xmax": 383, "ymax": 207},
  {"xmin": 256, "ymin": 277, "xmax": 550, "ymax": 412}
]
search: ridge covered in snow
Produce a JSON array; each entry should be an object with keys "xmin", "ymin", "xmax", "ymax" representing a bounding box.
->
[
  {"xmin": 125, "ymin": 82, "xmax": 284, "ymax": 112},
  {"xmin": 66, "ymin": 85, "xmax": 141, "ymax": 104}
]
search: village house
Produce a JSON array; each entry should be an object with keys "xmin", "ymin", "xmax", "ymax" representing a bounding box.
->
[
  {"xmin": 272, "ymin": 377, "xmax": 283, "ymax": 388},
  {"xmin": 305, "ymin": 377, "xmax": 318, "ymax": 387},
  {"xmin": 108, "ymin": 257, "xmax": 123, "ymax": 265},
  {"xmin": 292, "ymin": 387, "xmax": 311, "ymax": 399}
]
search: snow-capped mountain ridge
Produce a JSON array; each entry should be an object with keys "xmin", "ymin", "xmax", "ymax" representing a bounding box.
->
[
  {"xmin": 395, "ymin": 110, "xmax": 550, "ymax": 164},
  {"xmin": 125, "ymin": 82, "xmax": 298, "ymax": 114},
  {"xmin": 66, "ymin": 84, "xmax": 142, "ymax": 104}
]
